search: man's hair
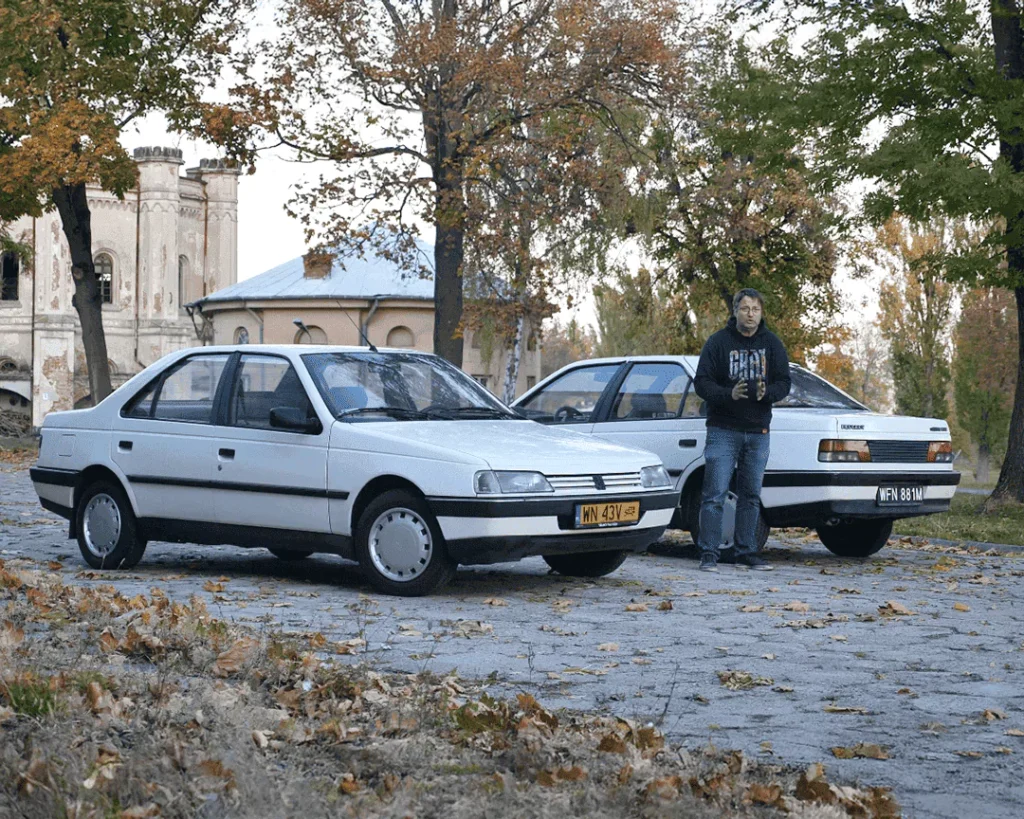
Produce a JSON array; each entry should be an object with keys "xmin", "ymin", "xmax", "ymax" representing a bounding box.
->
[{"xmin": 732, "ymin": 288, "xmax": 765, "ymax": 313}]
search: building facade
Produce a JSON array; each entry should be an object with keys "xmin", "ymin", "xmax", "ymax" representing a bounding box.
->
[
  {"xmin": 189, "ymin": 250, "xmax": 543, "ymax": 398},
  {"xmin": 0, "ymin": 146, "xmax": 240, "ymax": 431}
]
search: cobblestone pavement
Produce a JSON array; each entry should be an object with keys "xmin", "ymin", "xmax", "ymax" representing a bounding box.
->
[{"xmin": 3, "ymin": 462, "xmax": 1023, "ymax": 818}]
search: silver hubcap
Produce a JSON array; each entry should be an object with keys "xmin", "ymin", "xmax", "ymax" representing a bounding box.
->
[
  {"xmin": 368, "ymin": 507, "xmax": 433, "ymax": 582},
  {"xmin": 83, "ymin": 493, "xmax": 122, "ymax": 557}
]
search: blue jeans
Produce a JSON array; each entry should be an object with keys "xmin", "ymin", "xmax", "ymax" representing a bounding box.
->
[{"xmin": 698, "ymin": 427, "xmax": 770, "ymax": 559}]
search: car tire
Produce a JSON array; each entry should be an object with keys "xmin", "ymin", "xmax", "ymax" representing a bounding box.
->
[
  {"xmin": 268, "ymin": 548, "xmax": 313, "ymax": 561},
  {"xmin": 354, "ymin": 489, "xmax": 456, "ymax": 596},
  {"xmin": 816, "ymin": 519, "xmax": 893, "ymax": 558},
  {"xmin": 76, "ymin": 480, "xmax": 145, "ymax": 570},
  {"xmin": 685, "ymin": 487, "xmax": 769, "ymax": 551},
  {"xmin": 542, "ymin": 550, "xmax": 629, "ymax": 577}
]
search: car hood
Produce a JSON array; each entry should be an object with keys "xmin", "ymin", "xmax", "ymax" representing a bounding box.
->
[
  {"xmin": 340, "ymin": 419, "xmax": 662, "ymax": 472},
  {"xmin": 772, "ymin": 409, "xmax": 951, "ymax": 438}
]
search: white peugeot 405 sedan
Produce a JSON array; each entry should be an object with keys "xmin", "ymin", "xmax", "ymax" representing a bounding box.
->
[
  {"xmin": 30, "ymin": 346, "xmax": 678, "ymax": 595},
  {"xmin": 512, "ymin": 356, "xmax": 960, "ymax": 558}
]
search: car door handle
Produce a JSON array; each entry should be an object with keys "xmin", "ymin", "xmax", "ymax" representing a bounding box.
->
[
  {"xmin": 118, "ymin": 440, "xmax": 133, "ymax": 452},
  {"xmin": 679, "ymin": 439, "xmax": 697, "ymax": 448},
  {"xmin": 218, "ymin": 448, "xmax": 235, "ymax": 459}
]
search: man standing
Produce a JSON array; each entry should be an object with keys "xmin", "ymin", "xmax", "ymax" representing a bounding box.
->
[{"xmin": 693, "ymin": 288, "xmax": 791, "ymax": 572}]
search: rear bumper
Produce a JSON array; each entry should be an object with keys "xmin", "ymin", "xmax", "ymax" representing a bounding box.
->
[
  {"xmin": 762, "ymin": 470, "xmax": 960, "ymax": 527},
  {"xmin": 429, "ymin": 489, "xmax": 678, "ymax": 565},
  {"xmin": 30, "ymin": 467, "xmax": 79, "ymax": 522}
]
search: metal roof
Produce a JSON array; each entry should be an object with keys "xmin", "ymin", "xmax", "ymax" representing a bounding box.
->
[{"xmin": 194, "ymin": 241, "xmax": 435, "ymax": 306}]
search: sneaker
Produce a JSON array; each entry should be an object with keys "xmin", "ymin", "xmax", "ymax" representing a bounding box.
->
[
  {"xmin": 699, "ymin": 554, "xmax": 719, "ymax": 573},
  {"xmin": 735, "ymin": 553, "xmax": 774, "ymax": 571},
  {"xmin": 717, "ymin": 548, "xmax": 736, "ymax": 565}
]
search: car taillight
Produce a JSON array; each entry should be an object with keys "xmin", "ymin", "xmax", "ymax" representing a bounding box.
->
[
  {"xmin": 928, "ymin": 441, "xmax": 954, "ymax": 463},
  {"xmin": 818, "ymin": 440, "xmax": 871, "ymax": 462}
]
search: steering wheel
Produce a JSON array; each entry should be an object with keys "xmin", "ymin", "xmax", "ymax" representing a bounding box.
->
[{"xmin": 553, "ymin": 405, "xmax": 584, "ymax": 422}]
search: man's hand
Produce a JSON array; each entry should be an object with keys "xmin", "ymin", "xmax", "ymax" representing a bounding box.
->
[
  {"xmin": 756, "ymin": 379, "xmax": 766, "ymax": 401},
  {"xmin": 731, "ymin": 381, "xmax": 748, "ymax": 401}
]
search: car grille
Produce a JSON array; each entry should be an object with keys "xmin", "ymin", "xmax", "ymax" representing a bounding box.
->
[
  {"xmin": 868, "ymin": 440, "xmax": 931, "ymax": 463},
  {"xmin": 547, "ymin": 472, "xmax": 644, "ymax": 493}
]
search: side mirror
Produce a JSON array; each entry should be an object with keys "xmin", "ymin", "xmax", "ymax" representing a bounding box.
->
[{"xmin": 269, "ymin": 406, "xmax": 322, "ymax": 434}]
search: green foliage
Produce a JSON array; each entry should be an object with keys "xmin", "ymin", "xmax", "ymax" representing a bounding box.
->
[
  {"xmin": 593, "ymin": 268, "xmax": 698, "ymax": 357},
  {"xmin": 540, "ymin": 318, "xmax": 597, "ymax": 378},
  {"xmin": 954, "ymin": 287, "xmax": 1017, "ymax": 462},
  {"xmin": 1, "ymin": 672, "xmax": 60, "ymax": 717},
  {"xmin": 631, "ymin": 25, "xmax": 847, "ymax": 360},
  {"xmin": 0, "ymin": 0, "xmax": 251, "ymax": 217}
]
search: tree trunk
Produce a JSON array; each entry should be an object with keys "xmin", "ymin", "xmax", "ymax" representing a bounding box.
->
[
  {"xmin": 989, "ymin": 286, "xmax": 1024, "ymax": 504},
  {"xmin": 52, "ymin": 183, "xmax": 112, "ymax": 405},
  {"xmin": 433, "ymin": 208, "xmax": 465, "ymax": 367},
  {"xmin": 989, "ymin": 4, "xmax": 1024, "ymax": 504},
  {"xmin": 502, "ymin": 314, "xmax": 525, "ymax": 405}
]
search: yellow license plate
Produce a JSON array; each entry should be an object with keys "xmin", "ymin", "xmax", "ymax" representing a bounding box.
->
[{"xmin": 575, "ymin": 500, "xmax": 641, "ymax": 528}]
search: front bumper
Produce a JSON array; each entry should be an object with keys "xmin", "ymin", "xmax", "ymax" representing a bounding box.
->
[
  {"xmin": 762, "ymin": 470, "xmax": 960, "ymax": 527},
  {"xmin": 428, "ymin": 489, "xmax": 678, "ymax": 565}
]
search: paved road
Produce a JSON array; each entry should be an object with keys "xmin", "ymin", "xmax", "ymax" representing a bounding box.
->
[{"xmin": 3, "ymin": 463, "xmax": 1023, "ymax": 818}]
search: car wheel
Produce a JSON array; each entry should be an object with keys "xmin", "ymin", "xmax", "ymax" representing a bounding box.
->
[
  {"xmin": 542, "ymin": 550, "xmax": 629, "ymax": 577},
  {"xmin": 685, "ymin": 487, "xmax": 769, "ymax": 551},
  {"xmin": 76, "ymin": 480, "xmax": 145, "ymax": 570},
  {"xmin": 354, "ymin": 489, "xmax": 455, "ymax": 596},
  {"xmin": 816, "ymin": 519, "xmax": 893, "ymax": 558},
  {"xmin": 268, "ymin": 548, "xmax": 313, "ymax": 561}
]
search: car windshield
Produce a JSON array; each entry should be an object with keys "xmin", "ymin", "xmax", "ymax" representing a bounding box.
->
[
  {"xmin": 302, "ymin": 352, "xmax": 519, "ymax": 421},
  {"xmin": 775, "ymin": 366, "xmax": 868, "ymax": 411}
]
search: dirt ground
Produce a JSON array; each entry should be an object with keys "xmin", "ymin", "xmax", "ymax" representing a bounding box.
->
[{"xmin": 0, "ymin": 559, "xmax": 897, "ymax": 819}]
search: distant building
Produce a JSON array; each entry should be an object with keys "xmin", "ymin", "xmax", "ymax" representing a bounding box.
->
[
  {"xmin": 0, "ymin": 146, "xmax": 240, "ymax": 430},
  {"xmin": 188, "ymin": 248, "xmax": 542, "ymax": 397}
]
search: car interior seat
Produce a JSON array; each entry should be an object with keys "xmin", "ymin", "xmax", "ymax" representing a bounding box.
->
[
  {"xmin": 328, "ymin": 385, "xmax": 369, "ymax": 413},
  {"xmin": 627, "ymin": 392, "xmax": 667, "ymax": 419}
]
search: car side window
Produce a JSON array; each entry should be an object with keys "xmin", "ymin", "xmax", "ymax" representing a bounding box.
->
[
  {"xmin": 517, "ymin": 364, "xmax": 620, "ymax": 424},
  {"xmin": 229, "ymin": 355, "xmax": 316, "ymax": 430},
  {"xmin": 610, "ymin": 363, "xmax": 690, "ymax": 421},
  {"xmin": 681, "ymin": 380, "xmax": 706, "ymax": 418},
  {"xmin": 123, "ymin": 354, "xmax": 230, "ymax": 423}
]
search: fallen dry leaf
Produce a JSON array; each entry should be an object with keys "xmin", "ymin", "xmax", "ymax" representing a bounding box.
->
[
  {"xmin": 657, "ymin": 600, "xmax": 673, "ymax": 611},
  {"xmin": 953, "ymin": 602, "xmax": 971, "ymax": 612},
  {"xmin": 212, "ymin": 637, "xmax": 258, "ymax": 677},
  {"xmin": 783, "ymin": 601, "xmax": 810, "ymax": 613},
  {"xmin": 1005, "ymin": 728, "xmax": 1024, "ymax": 737},
  {"xmin": 739, "ymin": 604, "xmax": 764, "ymax": 613},
  {"xmin": 718, "ymin": 670, "xmax": 773, "ymax": 691},
  {"xmin": 624, "ymin": 602, "xmax": 648, "ymax": 612},
  {"xmin": 824, "ymin": 704, "xmax": 869, "ymax": 714},
  {"xmin": 831, "ymin": 743, "xmax": 889, "ymax": 760},
  {"xmin": 482, "ymin": 597, "xmax": 508, "ymax": 607},
  {"xmin": 879, "ymin": 601, "xmax": 915, "ymax": 617},
  {"xmin": 597, "ymin": 642, "xmax": 619, "ymax": 652}
]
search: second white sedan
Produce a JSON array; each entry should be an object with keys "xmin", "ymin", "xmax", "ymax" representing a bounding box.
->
[
  {"xmin": 513, "ymin": 356, "xmax": 960, "ymax": 557},
  {"xmin": 30, "ymin": 346, "xmax": 678, "ymax": 595}
]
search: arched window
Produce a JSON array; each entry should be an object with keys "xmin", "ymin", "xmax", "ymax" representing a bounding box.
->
[
  {"xmin": 386, "ymin": 326, "xmax": 415, "ymax": 348},
  {"xmin": 94, "ymin": 253, "xmax": 113, "ymax": 304},
  {"xmin": 234, "ymin": 326, "xmax": 250, "ymax": 345},
  {"xmin": 294, "ymin": 325, "xmax": 328, "ymax": 344},
  {"xmin": 178, "ymin": 255, "xmax": 189, "ymax": 308}
]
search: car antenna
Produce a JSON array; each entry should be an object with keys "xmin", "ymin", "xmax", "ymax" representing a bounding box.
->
[{"xmin": 336, "ymin": 299, "xmax": 379, "ymax": 352}]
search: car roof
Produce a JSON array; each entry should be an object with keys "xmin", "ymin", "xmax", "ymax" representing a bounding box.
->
[
  {"xmin": 561, "ymin": 354, "xmax": 700, "ymax": 368},
  {"xmin": 182, "ymin": 344, "xmax": 435, "ymax": 356}
]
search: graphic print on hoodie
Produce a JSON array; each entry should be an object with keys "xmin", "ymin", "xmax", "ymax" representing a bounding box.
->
[{"xmin": 694, "ymin": 317, "xmax": 792, "ymax": 433}]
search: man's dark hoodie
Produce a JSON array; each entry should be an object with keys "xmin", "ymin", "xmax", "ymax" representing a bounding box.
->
[{"xmin": 693, "ymin": 316, "xmax": 791, "ymax": 433}]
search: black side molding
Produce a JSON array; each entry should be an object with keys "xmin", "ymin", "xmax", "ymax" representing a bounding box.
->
[{"xmin": 29, "ymin": 467, "xmax": 80, "ymax": 487}]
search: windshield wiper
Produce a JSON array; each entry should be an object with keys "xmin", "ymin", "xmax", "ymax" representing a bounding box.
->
[
  {"xmin": 337, "ymin": 406, "xmax": 429, "ymax": 420},
  {"xmin": 427, "ymin": 406, "xmax": 517, "ymax": 419}
]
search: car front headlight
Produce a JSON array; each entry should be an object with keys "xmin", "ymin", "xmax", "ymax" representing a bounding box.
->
[
  {"xmin": 640, "ymin": 465, "xmax": 672, "ymax": 488},
  {"xmin": 474, "ymin": 470, "xmax": 554, "ymax": 494}
]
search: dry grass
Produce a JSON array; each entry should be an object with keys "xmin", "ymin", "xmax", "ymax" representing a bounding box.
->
[
  {"xmin": 0, "ymin": 558, "xmax": 898, "ymax": 818},
  {"xmin": 892, "ymin": 494, "xmax": 1024, "ymax": 547}
]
